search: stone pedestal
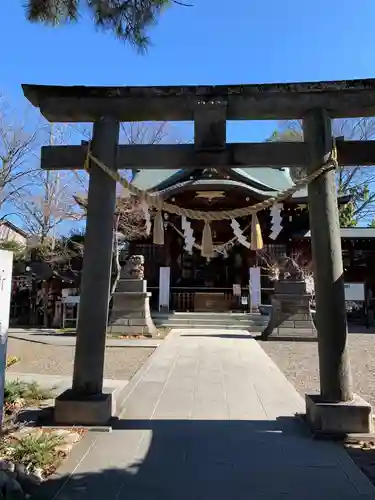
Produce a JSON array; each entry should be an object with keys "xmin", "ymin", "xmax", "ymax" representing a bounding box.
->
[
  {"xmin": 108, "ymin": 279, "xmax": 157, "ymax": 337},
  {"xmin": 262, "ymin": 280, "xmax": 316, "ymax": 339},
  {"xmin": 306, "ymin": 394, "xmax": 373, "ymax": 435},
  {"xmin": 54, "ymin": 390, "xmax": 112, "ymax": 426}
]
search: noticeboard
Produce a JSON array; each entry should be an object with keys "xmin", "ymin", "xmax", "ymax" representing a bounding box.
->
[{"xmin": 344, "ymin": 283, "xmax": 365, "ymax": 302}]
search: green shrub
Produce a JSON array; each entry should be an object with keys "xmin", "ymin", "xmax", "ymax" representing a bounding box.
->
[
  {"xmin": 4, "ymin": 380, "xmax": 53, "ymax": 405},
  {"xmin": 1, "ymin": 432, "xmax": 63, "ymax": 471}
]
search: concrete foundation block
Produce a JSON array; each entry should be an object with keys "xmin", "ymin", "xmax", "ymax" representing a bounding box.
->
[
  {"xmin": 294, "ymin": 320, "xmax": 314, "ymax": 328},
  {"xmin": 277, "ymin": 327, "xmax": 316, "ymax": 337},
  {"xmin": 109, "ymin": 325, "xmax": 150, "ymax": 336},
  {"xmin": 278, "ymin": 321, "xmax": 294, "ymax": 328},
  {"xmin": 128, "ymin": 318, "xmax": 153, "ymax": 327},
  {"xmin": 117, "ymin": 279, "xmax": 147, "ymax": 293},
  {"xmin": 275, "ymin": 280, "xmax": 307, "ymax": 294},
  {"xmin": 54, "ymin": 389, "xmax": 112, "ymax": 426},
  {"xmin": 306, "ymin": 393, "xmax": 373, "ymax": 435}
]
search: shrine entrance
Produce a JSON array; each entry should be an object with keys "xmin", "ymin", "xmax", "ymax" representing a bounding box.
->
[
  {"xmin": 171, "ymin": 248, "xmax": 242, "ymax": 312},
  {"xmin": 23, "ymin": 79, "xmax": 375, "ymax": 434},
  {"xmin": 171, "ymin": 238, "xmax": 253, "ymax": 311}
]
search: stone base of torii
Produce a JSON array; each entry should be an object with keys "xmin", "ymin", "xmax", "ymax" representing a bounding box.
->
[{"xmin": 22, "ymin": 81, "xmax": 375, "ymax": 435}]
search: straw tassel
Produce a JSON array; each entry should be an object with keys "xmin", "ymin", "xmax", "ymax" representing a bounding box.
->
[
  {"xmin": 250, "ymin": 213, "xmax": 263, "ymax": 250},
  {"xmin": 153, "ymin": 211, "xmax": 165, "ymax": 245},
  {"xmin": 201, "ymin": 221, "xmax": 213, "ymax": 258},
  {"xmin": 141, "ymin": 201, "xmax": 151, "ymax": 236},
  {"xmin": 83, "ymin": 148, "xmax": 90, "ymax": 172}
]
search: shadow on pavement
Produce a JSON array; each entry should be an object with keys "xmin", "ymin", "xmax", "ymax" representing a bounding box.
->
[
  {"xmin": 32, "ymin": 416, "xmax": 367, "ymax": 500},
  {"xmin": 27, "ymin": 332, "xmax": 77, "ymax": 337},
  {"xmin": 257, "ymin": 335, "xmax": 317, "ymax": 343},
  {"xmin": 346, "ymin": 444, "xmax": 375, "ymax": 490},
  {"xmin": 181, "ymin": 333, "xmax": 318, "ymax": 343},
  {"xmin": 347, "ymin": 324, "xmax": 375, "ymax": 335},
  {"xmin": 181, "ymin": 333, "xmax": 253, "ymax": 340}
]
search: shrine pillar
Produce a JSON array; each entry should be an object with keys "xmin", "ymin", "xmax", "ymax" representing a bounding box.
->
[
  {"xmin": 303, "ymin": 109, "xmax": 372, "ymax": 434},
  {"xmin": 55, "ymin": 116, "xmax": 119, "ymax": 425}
]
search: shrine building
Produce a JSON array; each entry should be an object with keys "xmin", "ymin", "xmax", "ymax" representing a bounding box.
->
[{"xmin": 128, "ymin": 164, "xmax": 374, "ymax": 313}]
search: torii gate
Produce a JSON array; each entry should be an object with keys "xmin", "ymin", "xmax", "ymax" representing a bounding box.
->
[{"xmin": 23, "ymin": 80, "xmax": 375, "ymax": 433}]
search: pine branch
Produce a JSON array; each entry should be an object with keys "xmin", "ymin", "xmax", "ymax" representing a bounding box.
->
[
  {"xmin": 24, "ymin": 0, "xmax": 189, "ymax": 48},
  {"xmin": 26, "ymin": 0, "xmax": 79, "ymax": 24}
]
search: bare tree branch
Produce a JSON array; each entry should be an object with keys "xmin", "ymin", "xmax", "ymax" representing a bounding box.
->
[
  {"xmin": 120, "ymin": 121, "xmax": 170, "ymax": 145},
  {"xmin": 68, "ymin": 120, "xmax": 176, "ymax": 198},
  {"xmin": 275, "ymin": 118, "xmax": 375, "ymax": 225},
  {"xmin": 14, "ymin": 168, "xmax": 83, "ymax": 242},
  {"xmin": 0, "ymin": 96, "xmax": 41, "ymax": 212},
  {"xmin": 74, "ymin": 193, "xmax": 148, "ymax": 240}
]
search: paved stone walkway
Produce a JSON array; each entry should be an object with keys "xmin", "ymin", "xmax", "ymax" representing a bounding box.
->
[{"xmin": 41, "ymin": 329, "xmax": 375, "ymax": 500}]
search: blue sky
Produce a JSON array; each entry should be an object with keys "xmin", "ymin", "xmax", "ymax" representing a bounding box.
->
[
  {"xmin": 2, "ymin": 0, "xmax": 375, "ymax": 143},
  {"xmin": 2, "ymin": 0, "xmax": 375, "ymax": 232}
]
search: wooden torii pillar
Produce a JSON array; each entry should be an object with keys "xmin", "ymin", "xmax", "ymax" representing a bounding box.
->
[{"xmin": 22, "ymin": 80, "xmax": 375, "ymax": 432}]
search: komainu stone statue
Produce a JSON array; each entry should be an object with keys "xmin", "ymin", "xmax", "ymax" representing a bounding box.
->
[
  {"xmin": 122, "ymin": 254, "xmax": 144, "ymax": 280},
  {"xmin": 279, "ymin": 257, "xmax": 304, "ymax": 281},
  {"xmin": 109, "ymin": 254, "xmax": 157, "ymax": 337},
  {"xmin": 260, "ymin": 254, "xmax": 316, "ymax": 340}
]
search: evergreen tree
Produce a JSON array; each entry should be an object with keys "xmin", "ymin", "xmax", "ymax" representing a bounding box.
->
[{"xmin": 25, "ymin": 0, "xmax": 176, "ymax": 49}]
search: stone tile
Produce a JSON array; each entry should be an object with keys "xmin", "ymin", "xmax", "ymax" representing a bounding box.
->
[
  {"xmin": 52, "ymin": 328, "xmax": 375, "ymax": 500},
  {"xmin": 152, "ymin": 395, "xmax": 194, "ymax": 419},
  {"xmin": 141, "ymin": 367, "xmax": 172, "ymax": 383}
]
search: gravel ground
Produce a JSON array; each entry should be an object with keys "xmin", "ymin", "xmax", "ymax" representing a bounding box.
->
[
  {"xmin": 260, "ymin": 331, "xmax": 375, "ymax": 407},
  {"xmin": 6, "ymin": 338, "xmax": 154, "ymax": 381},
  {"xmin": 260, "ymin": 330, "xmax": 375, "ymax": 491}
]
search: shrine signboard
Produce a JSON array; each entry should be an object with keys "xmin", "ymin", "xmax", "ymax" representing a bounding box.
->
[{"xmin": 0, "ymin": 250, "xmax": 13, "ymax": 425}]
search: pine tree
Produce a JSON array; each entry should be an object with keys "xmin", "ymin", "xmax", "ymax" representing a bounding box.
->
[{"xmin": 25, "ymin": 0, "xmax": 174, "ymax": 50}]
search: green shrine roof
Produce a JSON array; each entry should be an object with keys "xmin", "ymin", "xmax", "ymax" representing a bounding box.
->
[
  {"xmin": 130, "ymin": 167, "xmax": 353, "ymax": 205},
  {"xmin": 132, "ymin": 169, "xmax": 181, "ymax": 191},
  {"xmin": 232, "ymin": 167, "xmax": 294, "ymax": 192},
  {"xmin": 131, "ymin": 167, "xmax": 297, "ymax": 195}
]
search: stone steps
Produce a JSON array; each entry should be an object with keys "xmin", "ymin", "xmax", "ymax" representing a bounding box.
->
[
  {"xmin": 152, "ymin": 312, "xmax": 266, "ymax": 319},
  {"xmin": 152, "ymin": 312, "xmax": 268, "ymax": 330},
  {"xmin": 155, "ymin": 323, "xmax": 262, "ymax": 330}
]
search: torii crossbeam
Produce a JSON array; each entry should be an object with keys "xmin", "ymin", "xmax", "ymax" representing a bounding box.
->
[
  {"xmin": 40, "ymin": 140, "xmax": 375, "ymax": 171},
  {"xmin": 23, "ymin": 80, "xmax": 375, "ymax": 434}
]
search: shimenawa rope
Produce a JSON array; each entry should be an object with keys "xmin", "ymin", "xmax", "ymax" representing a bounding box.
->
[{"xmin": 84, "ymin": 145, "xmax": 338, "ymax": 222}]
